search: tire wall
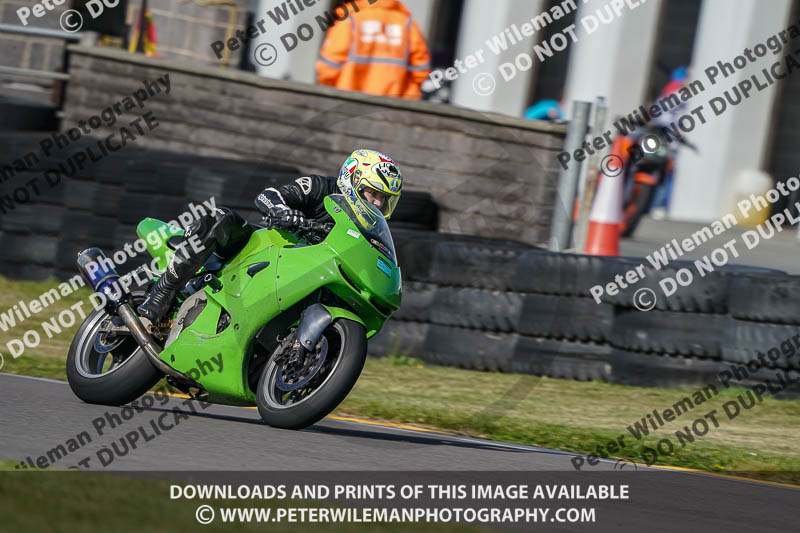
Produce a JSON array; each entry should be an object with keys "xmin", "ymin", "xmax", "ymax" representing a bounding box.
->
[
  {"xmin": 371, "ymin": 233, "xmax": 800, "ymax": 394},
  {"xmin": 0, "ymin": 130, "xmax": 438, "ymax": 280},
  {"xmin": 0, "ymin": 133, "xmax": 300, "ymax": 281}
]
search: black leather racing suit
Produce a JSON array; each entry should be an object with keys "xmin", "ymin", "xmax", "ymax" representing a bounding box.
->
[
  {"xmin": 255, "ymin": 175, "xmax": 339, "ymax": 224},
  {"xmin": 186, "ymin": 175, "xmax": 339, "ymax": 264},
  {"xmin": 138, "ymin": 175, "xmax": 339, "ymax": 322}
]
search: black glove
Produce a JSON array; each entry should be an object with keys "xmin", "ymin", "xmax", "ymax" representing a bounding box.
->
[{"xmin": 269, "ymin": 208, "xmax": 305, "ymax": 229}]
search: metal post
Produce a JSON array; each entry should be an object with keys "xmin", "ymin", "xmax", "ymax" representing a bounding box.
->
[
  {"xmin": 80, "ymin": 31, "xmax": 98, "ymax": 47},
  {"xmin": 0, "ymin": 23, "xmax": 85, "ymax": 41},
  {"xmin": 549, "ymin": 101, "xmax": 592, "ymax": 251},
  {"xmin": 574, "ymin": 96, "xmax": 608, "ymax": 252}
]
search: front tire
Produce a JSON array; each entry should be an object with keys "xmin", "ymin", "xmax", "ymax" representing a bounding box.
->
[
  {"xmin": 620, "ymin": 181, "xmax": 656, "ymax": 237},
  {"xmin": 256, "ymin": 319, "xmax": 367, "ymax": 429},
  {"xmin": 66, "ymin": 292, "xmax": 163, "ymax": 406}
]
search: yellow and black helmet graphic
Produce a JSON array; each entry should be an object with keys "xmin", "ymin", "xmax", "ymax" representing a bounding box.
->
[{"xmin": 337, "ymin": 149, "xmax": 403, "ymax": 221}]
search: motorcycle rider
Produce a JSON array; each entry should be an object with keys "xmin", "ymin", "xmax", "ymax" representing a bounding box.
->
[
  {"xmin": 649, "ymin": 66, "xmax": 693, "ymax": 218},
  {"xmin": 136, "ymin": 149, "xmax": 403, "ymax": 323}
]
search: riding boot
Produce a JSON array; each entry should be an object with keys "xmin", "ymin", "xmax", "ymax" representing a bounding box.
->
[{"xmin": 136, "ymin": 245, "xmax": 214, "ymax": 323}]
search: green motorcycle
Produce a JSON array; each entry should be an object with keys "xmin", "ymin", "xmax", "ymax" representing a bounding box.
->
[{"xmin": 66, "ymin": 195, "xmax": 401, "ymax": 429}]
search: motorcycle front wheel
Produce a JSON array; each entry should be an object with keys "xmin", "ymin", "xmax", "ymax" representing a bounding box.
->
[
  {"xmin": 256, "ymin": 319, "xmax": 367, "ymax": 430},
  {"xmin": 620, "ymin": 181, "xmax": 656, "ymax": 237}
]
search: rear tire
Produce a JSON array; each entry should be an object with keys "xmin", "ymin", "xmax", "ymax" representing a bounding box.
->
[
  {"xmin": 256, "ymin": 319, "xmax": 367, "ymax": 429},
  {"xmin": 66, "ymin": 292, "xmax": 163, "ymax": 406}
]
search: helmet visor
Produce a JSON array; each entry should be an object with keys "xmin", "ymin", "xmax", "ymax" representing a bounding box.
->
[{"xmin": 357, "ymin": 184, "xmax": 399, "ymax": 219}]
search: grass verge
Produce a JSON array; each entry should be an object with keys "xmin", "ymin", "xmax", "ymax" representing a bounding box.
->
[{"xmin": 0, "ymin": 462, "xmax": 479, "ymax": 533}]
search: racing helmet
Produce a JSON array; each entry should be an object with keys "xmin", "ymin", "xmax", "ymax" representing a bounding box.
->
[{"xmin": 337, "ymin": 149, "xmax": 403, "ymax": 222}]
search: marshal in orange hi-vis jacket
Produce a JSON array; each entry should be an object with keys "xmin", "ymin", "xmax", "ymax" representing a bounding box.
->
[{"xmin": 316, "ymin": 0, "xmax": 431, "ymax": 100}]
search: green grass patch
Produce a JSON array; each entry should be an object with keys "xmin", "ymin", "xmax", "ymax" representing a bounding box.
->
[
  {"xmin": 0, "ymin": 467, "xmax": 481, "ymax": 533},
  {"xmin": 2, "ymin": 277, "xmax": 798, "ymax": 484},
  {"xmin": 2, "ymin": 351, "xmax": 67, "ymax": 380},
  {"xmin": 338, "ymin": 358, "xmax": 800, "ymax": 484},
  {"xmin": 0, "ymin": 276, "xmax": 90, "ymax": 359}
]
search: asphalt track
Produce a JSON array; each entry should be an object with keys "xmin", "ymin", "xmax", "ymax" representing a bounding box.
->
[
  {"xmin": 1, "ymin": 373, "xmax": 799, "ymax": 532},
  {"xmin": 0, "ymin": 373, "xmax": 574, "ymax": 472}
]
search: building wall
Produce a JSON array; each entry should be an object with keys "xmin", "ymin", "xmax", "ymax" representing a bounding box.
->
[
  {"xmin": 0, "ymin": 0, "xmax": 251, "ymax": 73},
  {"xmin": 528, "ymin": 0, "xmax": 578, "ymax": 106},
  {"xmin": 767, "ymin": 0, "xmax": 800, "ymax": 212},
  {"xmin": 0, "ymin": 0, "xmax": 70, "ymax": 74},
  {"xmin": 8, "ymin": 1, "xmax": 793, "ymax": 227},
  {"xmin": 670, "ymin": 0, "xmax": 794, "ymax": 221},
  {"xmin": 450, "ymin": 0, "xmax": 547, "ymax": 117},
  {"xmin": 647, "ymin": 0, "xmax": 702, "ymax": 99},
  {"xmin": 252, "ymin": 0, "xmax": 439, "ymax": 84},
  {"xmin": 401, "ymin": 0, "xmax": 439, "ymax": 39},
  {"xmin": 437, "ymin": 0, "xmax": 799, "ymax": 225},
  {"xmin": 562, "ymin": 0, "xmax": 663, "ymax": 124},
  {"xmin": 144, "ymin": 0, "xmax": 250, "ymax": 66}
]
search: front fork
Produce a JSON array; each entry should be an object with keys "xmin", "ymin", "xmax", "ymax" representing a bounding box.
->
[{"xmin": 295, "ymin": 304, "xmax": 333, "ymax": 352}]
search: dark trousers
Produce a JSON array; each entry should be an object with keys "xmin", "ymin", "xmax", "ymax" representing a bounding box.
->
[{"xmin": 184, "ymin": 206, "xmax": 254, "ymax": 263}]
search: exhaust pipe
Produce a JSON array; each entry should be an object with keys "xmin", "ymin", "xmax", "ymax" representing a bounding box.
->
[
  {"xmin": 77, "ymin": 248, "xmax": 200, "ymax": 387},
  {"xmin": 116, "ymin": 304, "xmax": 199, "ymax": 384},
  {"xmin": 77, "ymin": 247, "xmax": 126, "ymax": 309}
]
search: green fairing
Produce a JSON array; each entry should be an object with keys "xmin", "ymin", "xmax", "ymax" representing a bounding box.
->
[{"xmin": 134, "ymin": 196, "xmax": 401, "ymax": 406}]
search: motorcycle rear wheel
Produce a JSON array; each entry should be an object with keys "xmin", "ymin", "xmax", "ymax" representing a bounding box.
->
[
  {"xmin": 66, "ymin": 292, "xmax": 163, "ymax": 406},
  {"xmin": 256, "ymin": 319, "xmax": 367, "ymax": 430}
]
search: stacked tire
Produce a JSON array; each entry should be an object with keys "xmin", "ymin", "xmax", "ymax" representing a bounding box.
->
[
  {"xmin": 371, "ymin": 238, "xmax": 800, "ymax": 392},
  {"xmin": 0, "ymin": 134, "xmax": 303, "ymax": 281},
  {"xmin": 0, "ymin": 133, "xmax": 62, "ymax": 280},
  {"xmin": 371, "ymin": 239, "xmax": 615, "ymax": 382}
]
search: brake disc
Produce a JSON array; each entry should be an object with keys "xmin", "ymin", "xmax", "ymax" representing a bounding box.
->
[
  {"xmin": 93, "ymin": 319, "xmax": 127, "ymax": 354},
  {"xmin": 275, "ymin": 336, "xmax": 329, "ymax": 392},
  {"xmin": 93, "ymin": 333, "xmax": 125, "ymax": 354}
]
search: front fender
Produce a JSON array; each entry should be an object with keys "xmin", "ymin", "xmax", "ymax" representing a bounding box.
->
[{"xmin": 320, "ymin": 305, "xmax": 374, "ymax": 338}]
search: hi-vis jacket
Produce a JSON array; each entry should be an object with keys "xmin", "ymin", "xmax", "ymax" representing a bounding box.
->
[{"xmin": 316, "ymin": 0, "xmax": 431, "ymax": 100}]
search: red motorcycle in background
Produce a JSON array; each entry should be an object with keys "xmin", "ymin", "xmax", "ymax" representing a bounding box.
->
[{"xmin": 608, "ymin": 125, "xmax": 696, "ymax": 237}]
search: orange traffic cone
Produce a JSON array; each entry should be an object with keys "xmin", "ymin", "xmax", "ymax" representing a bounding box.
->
[{"xmin": 584, "ymin": 171, "xmax": 623, "ymax": 256}]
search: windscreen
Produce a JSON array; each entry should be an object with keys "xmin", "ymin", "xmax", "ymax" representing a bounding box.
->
[{"xmin": 330, "ymin": 194, "xmax": 397, "ymax": 266}]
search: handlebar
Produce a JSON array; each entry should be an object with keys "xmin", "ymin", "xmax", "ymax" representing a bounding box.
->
[
  {"xmin": 259, "ymin": 215, "xmax": 334, "ymax": 244},
  {"xmin": 677, "ymin": 137, "xmax": 699, "ymax": 152}
]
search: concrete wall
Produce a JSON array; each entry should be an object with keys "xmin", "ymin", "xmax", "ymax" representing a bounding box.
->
[{"xmin": 58, "ymin": 45, "xmax": 566, "ymax": 244}]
